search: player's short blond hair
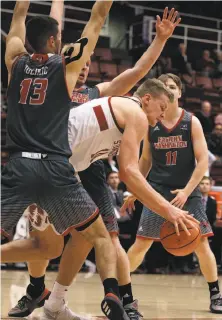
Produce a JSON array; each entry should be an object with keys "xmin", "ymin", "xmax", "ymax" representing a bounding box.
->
[
  {"xmin": 134, "ymin": 78, "xmax": 174, "ymax": 103},
  {"xmin": 158, "ymin": 73, "xmax": 183, "ymax": 91}
]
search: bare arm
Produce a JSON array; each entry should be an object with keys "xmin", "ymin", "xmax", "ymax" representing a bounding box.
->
[
  {"xmin": 139, "ymin": 130, "xmax": 152, "ymax": 178},
  {"xmin": 118, "ymin": 103, "xmax": 172, "ymax": 217},
  {"xmin": 184, "ymin": 116, "xmax": 208, "ymax": 196},
  {"xmin": 171, "ymin": 116, "xmax": 209, "ymax": 208},
  {"xmin": 97, "ymin": 7, "xmax": 181, "ymax": 97},
  {"xmin": 50, "ymin": 0, "xmax": 64, "ymax": 39},
  {"xmin": 5, "ymin": 1, "xmax": 29, "ymax": 78},
  {"xmin": 65, "ymin": 1, "xmax": 112, "ymax": 97}
]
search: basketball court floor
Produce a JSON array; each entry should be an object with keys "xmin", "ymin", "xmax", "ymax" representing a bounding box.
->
[{"xmin": 1, "ymin": 270, "xmax": 222, "ymax": 319}]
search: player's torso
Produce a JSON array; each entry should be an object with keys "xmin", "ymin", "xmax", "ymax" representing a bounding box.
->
[
  {"xmin": 6, "ymin": 53, "xmax": 71, "ymax": 157},
  {"xmin": 68, "ymin": 96, "xmax": 123, "ymax": 172},
  {"xmin": 148, "ymin": 110, "xmax": 198, "ymax": 194}
]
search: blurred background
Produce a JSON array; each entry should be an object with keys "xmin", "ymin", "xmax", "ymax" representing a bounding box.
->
[{"xmin": 1, "ymin": 1, "xmax": 222, "ymax": 275}]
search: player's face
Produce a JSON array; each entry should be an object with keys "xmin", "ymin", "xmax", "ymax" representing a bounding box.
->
[
  {"xmin": 143, "ymin": 94, "xmax": 169, "ymax": 126},
  {"xmin": 164, "ymin": 78, "xmax": 181, "ymax": 101},
  {"xmin": 199, "ymin": 179, "xmax": 211, "ymax": 194},
  {"xmin": 77, "ymin": 59, "xmax": 91, "ymax": 86}
]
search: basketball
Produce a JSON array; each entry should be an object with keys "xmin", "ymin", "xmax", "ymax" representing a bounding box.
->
[{"xmin": 160, "ymin": 221, "xmax": 201, "ymax": 256}]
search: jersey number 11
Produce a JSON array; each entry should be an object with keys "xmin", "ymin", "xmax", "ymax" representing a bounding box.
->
[{"xmin": 166, "ymin": 151, "xmax": 177, "ymax": 166}]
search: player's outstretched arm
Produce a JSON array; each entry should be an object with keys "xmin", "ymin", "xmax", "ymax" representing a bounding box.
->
[
  {"xmin": 171, "ymin": 116, "xmax": 209, "ymax": 208},
  {"xmin": 97, "ymin": 7, "xmax": 181, "ymax": 97},
  {"xmin": 64, "ymin": 1, "xmax": 113, "ymax": 97},
  {"xmin": 50, "ymin": 0, "xmax": 64, "ymax": 45},
  {"xmin": 5, "ymin": 1, "xmax": 29, "ymax": 79}
]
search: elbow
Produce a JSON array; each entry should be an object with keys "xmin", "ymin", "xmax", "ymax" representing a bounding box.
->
[{"xmin": 119, "ymin": 165, "xmax": 134, "ymax": 184}]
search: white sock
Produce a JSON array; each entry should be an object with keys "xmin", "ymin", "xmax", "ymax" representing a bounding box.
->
[{"xmin": 46, "ymin": 282, "xmax": 69, "ymax": 312}]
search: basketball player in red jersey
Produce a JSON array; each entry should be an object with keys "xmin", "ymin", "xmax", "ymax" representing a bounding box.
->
[
  {"xmin": 125, "ymin": 74, "xmax": 222, "ymax": 314},
  {"xmin": 7, "ymin": 5, "xmax": 184, "ymax": 320}
]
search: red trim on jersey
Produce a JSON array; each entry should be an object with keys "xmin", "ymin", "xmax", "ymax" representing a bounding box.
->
[
  {"xmin": 161, "ymin": 109, "xmax": 185, "ymax": 133},
  {"xmin": 108, "ymin": 97, "xmax": 124, "ymax": 134},
  {"xmin": 31, "ymin": 54, "xmax": 49, "ymax": 63},
  {"xmin": 93, "ymin": 105, "xmax": 109, "ymax": 131}
]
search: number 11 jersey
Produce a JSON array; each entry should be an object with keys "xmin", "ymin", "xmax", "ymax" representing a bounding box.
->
[
  {"xmin": 6, "ymin": 53, "xmax": 72, "ymax": 157},
  {"xmin": 148, "ymin": 109, "xmax": 197, "ymax": 192}
]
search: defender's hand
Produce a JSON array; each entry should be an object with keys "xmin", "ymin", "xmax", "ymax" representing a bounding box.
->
[
  {"xmin": 156, "ymin": 7, "xmax": 181, "ymax": 41},
  {"xmin": 170, "ymin": 189, "xmax": 188, "ymax": 209},
  {"xmin": 120, "ymin": 195, "xmax": 136, "ymax": 214}
]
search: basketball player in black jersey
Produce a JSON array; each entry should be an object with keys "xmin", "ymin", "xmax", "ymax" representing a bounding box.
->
[
  {"xmin": 7, "ymin": 7, "xmax": 183, "ymax": 319},
  {"xmin": 126, "ymin": 74, "xmax": 222, "ymax": 313},
  {"xmin": 1, "ymin": 1, "xmax": 136, "ymax": 319}
]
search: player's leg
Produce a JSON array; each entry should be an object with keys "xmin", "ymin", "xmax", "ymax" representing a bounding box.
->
[
  {"xmin": 39, "ymin": 172, "xmax": 127, "ymax": 320},
  {"xmin": 128, "ymin": 237, "xmax": 153, "ymax": 272},
  {"xmin": 187, "ymin": 196, "xmax": 222, "ymax": 314},
  {"xmin": 128, "ymin": 205, "xmax": 163, "ymax": 272},
  {"xmin": 79, "ymin": 161, "xmax": 142, "ymax": 318},
  {"xmin": 43, "ymin": 229, "xmax": 93, "ymax": 320},
  {"xmin": 110, "ymin": 233, "xmax": 142, "ymax": 319},
  {"xmin": 8, "ymin": 235, "xmax": 51, "ymax": 318},
  {"xmin": 1, "ymin": 224, "xmax": 64, "ymax": 262}
]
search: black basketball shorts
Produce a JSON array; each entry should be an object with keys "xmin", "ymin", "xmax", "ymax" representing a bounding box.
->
[
  {"xmin": 1, "ymin": 155, "xmax": 98, "ymax": 239},
  {"xmin": 137, "ymin": 183, "xmax": 213, "ymax": 240},
  {"xmin": 78, "ymin": 160, "xmax": 119, "ymax": 234}
]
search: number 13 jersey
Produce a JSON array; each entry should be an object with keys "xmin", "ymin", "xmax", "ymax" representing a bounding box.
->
[
  {"xmin": 6, "ymin": 53, "xmax": 72, "ymax": 157},
  {"xmin": 148, "ymin": 109, "xmax": 197, "ymax": 190}
]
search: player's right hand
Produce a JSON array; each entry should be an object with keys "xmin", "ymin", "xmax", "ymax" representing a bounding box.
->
[
  {"xmin": 120, "ymin": 195, "xmax": 136, "ymax": 214},
  {"xmin": 165, "ymin": 206, "xmax": 200, "ymax": 237}
]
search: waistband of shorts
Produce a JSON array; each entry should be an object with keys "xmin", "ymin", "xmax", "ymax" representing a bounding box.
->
[{"xmin": 10, "ymin": 152, "xmax": 69, "ymax": 162}]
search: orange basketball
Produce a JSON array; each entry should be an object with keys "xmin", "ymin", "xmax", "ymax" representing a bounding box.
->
[{"xmin": 160, "ymin": 221, "xmax": 201, "ymax": 256}]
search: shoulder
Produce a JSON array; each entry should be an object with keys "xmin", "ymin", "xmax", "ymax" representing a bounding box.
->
[{"xmin": 191, "ymin": 115, "xmax": 204, "ymax": 133}]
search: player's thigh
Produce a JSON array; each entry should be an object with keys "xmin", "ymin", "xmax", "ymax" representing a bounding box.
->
[
  {"xmin": 30, "ymin": 226, "xmax": 64, "ymax": 258},
  {"xmin": 37, "ymin": 178, "xmax": 98, "ymax": 236},
  {"xmin": 1, "ymin": 188, "xmax": 33, "ymax": 240},
  {"xmin": 69, "ymin": 228, "xmax": 93, "ymax": 252},
  {"xmin": 79, "ymin": 215, "xmax": 111, "ymax": 245},
  {"xmin": 185, "ymin": 196, "xmax": 213, "ymax": 236}
]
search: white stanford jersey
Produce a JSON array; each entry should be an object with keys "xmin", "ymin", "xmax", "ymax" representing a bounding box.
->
[{"xmin": 68, "ymin": 97, "xmax": 123, "ymax": 172}]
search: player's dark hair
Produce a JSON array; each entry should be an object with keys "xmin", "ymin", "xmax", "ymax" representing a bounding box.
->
[
  {"xmin": 26, "ymin": 16, "xmax": 59, "ymax": 52},
  {"xmin": 134, "ymin": 78, "xmax": 174, "ymax": 103},
  {"xmin": 158, "ymin": 73, "xmax": 183, "ymax": 91}
]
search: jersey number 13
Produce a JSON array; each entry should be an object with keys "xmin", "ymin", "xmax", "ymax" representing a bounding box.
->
[{"xmin": 19, "ymin": 78, "xmax": 48, "ymax": 105}]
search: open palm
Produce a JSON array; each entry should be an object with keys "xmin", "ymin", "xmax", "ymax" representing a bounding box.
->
[{"xmin": 156, "ymin": 7, "xmax": 181, "ymax": 41}]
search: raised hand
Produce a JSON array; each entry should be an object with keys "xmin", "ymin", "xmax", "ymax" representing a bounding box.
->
[{"xmin": 156, "ymin": 7, "xmax": 181, "ymax": 41}]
